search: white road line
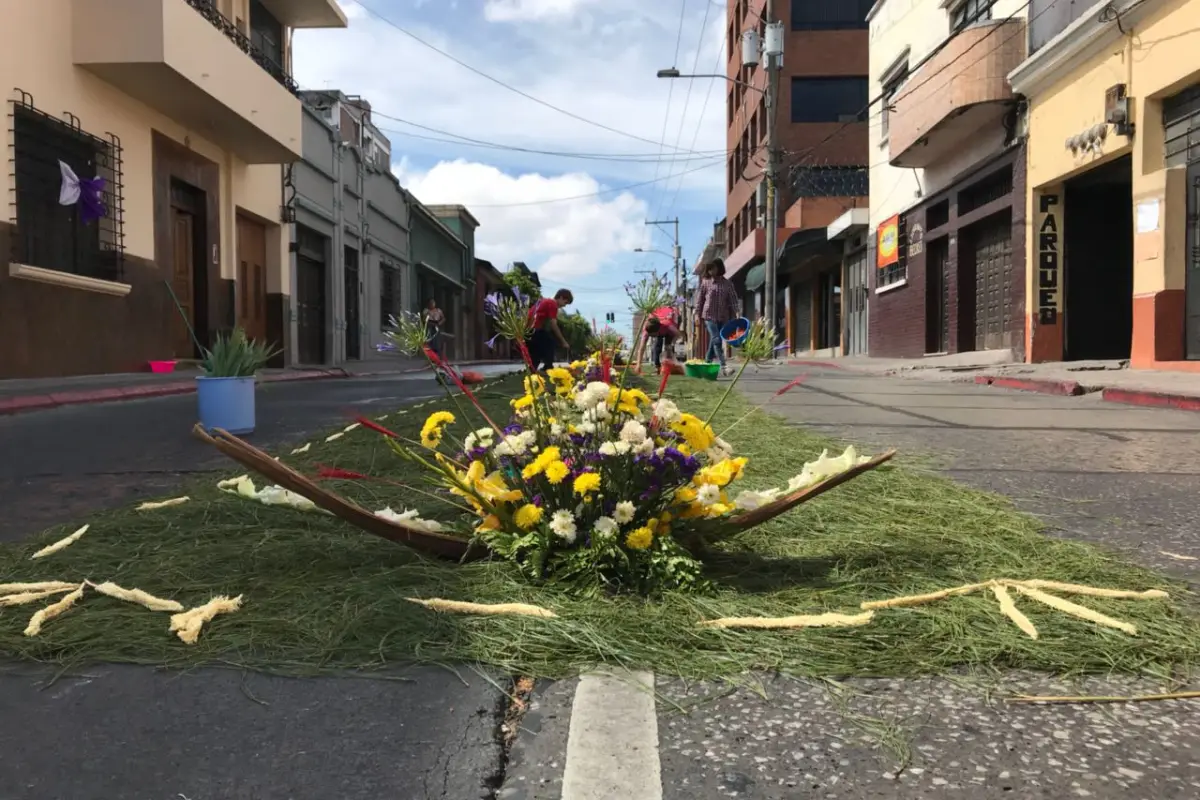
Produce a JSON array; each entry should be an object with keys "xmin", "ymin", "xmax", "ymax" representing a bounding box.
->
[{"xmin": 561, "ymin": 669, "xmax": 661, "ymax": 800}]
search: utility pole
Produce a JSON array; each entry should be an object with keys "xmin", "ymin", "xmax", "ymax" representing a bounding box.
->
[
  {"xmin": 762, "ymin": 2, "xmax": 783, "ymax": 336},
  {"xmin": 644, "ymin": 218, "xmax": 682, "ymax": 294}
]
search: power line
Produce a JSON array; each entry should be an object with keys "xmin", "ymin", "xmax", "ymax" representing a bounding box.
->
[
  {"xmin": 370, "ymin": 119, "xmax": 724, "ymax": 163},
  {"xmin": 352, "ymin": 0, "xmax": 713, "ymax": 155},
  {"xmin": 653, "ymin": 0, "xmax": 715, "ymax": 224},
  {"xmin": 644, "ymin": 0, "xmax": 692, "ymax": 225}
]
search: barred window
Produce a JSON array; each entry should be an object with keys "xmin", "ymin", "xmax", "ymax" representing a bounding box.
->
[
  {"xmin": 790, "ymin": 166, "xmax": 869, "ymax": 198},
  {"xmin": 10, "ymin": 95, "xmax": 124, "ymax": 282}
]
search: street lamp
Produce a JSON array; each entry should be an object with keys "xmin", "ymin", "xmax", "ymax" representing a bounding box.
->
[
  {"xmin": 634, "ymin": 247, "xmax": 673, "ymax": 259},
  {"xmin": 656, "ymin": 69, "xmax": 765, "ymax": 93}
]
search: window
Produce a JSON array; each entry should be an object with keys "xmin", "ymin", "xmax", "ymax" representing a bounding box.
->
[
  {"xmin": 880, "ymin": 62, "xmax": 909, "ymax": 140},
  {"xmin": 791, "ymin": 77, "xmax": 869, "ymax": 123},
  {"xmin": 10, "ymin": 98, "xmax": 124, "ymax": 282},
  {"xmin": 790, "ymin": 0, "xmax": 873, "ymax": 30},
  {"xmin": 249, "ymin": 0, "xmax": 284, "ymax": 67},
  {"xmin": 380, "ymin": 262, "xmax": 401, "ymax": 328},
  {"xmin": 950, "ymin": 0, "xmax": 992, "ymax": 32},
  {"xmin": 790, "ymin": 166, "xmax": 869, "ymax": 198}
]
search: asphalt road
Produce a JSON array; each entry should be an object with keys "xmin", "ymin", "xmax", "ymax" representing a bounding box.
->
[{"xmin": 0, "ymin": 367, "xmax": 518, "ymax": 800}]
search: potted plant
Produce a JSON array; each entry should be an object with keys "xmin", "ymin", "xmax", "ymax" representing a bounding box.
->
[{"xmin": 196, "ymin": 328, "xmax": 279, "ymax": 435}]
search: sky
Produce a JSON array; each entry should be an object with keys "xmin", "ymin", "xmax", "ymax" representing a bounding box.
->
[{"xmin": 292, "ymin": 0, "xmax": 729, "ymax": 340}]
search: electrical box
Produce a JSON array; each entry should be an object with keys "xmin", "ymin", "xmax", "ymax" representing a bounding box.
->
[
  {"xmin": 764, "ymin": 21, "xmax": 784, "ymax": 57},
  {"xmin": 741, "ymin": 29, "xmax": 760, "ymax": 67}
]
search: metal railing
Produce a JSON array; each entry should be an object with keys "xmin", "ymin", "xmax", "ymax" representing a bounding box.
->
[{"xmin": 184, "ymin": 0, "xmax": 299, "ymax": 95}]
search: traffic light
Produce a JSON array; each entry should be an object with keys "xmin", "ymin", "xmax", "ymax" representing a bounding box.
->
[{"xmin": 605, "ymin": 312, "xmax": 615, "ymax": 323}]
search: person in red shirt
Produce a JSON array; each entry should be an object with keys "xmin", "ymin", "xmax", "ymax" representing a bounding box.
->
[
  {"xmin": 643, "ymin": 305, "xmax": 680, "ymax": 372},
  {"xmin": 526, "ymin": 289, "xmax": 573, "ymax": 372}
]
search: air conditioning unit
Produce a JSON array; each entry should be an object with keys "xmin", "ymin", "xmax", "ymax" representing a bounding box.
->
[{"xmin": 1105, "ymin": 84, "xmax": 1134, "ymax": 136}]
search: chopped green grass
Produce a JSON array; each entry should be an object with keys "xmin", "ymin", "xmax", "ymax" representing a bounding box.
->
[{"xmin": 0, "ymin": 375, "xmax": 1196, "ymax": 680}]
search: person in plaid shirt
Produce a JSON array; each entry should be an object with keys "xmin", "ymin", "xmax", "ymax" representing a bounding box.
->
[{"xmin": 694, "ymin": 258, "xmax": 738, "ymax": 375}]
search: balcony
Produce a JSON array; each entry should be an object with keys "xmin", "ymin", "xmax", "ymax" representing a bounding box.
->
[
  {"xmin": 888, "ymin": 18, "xmax": 1026, "ymax": 169},
  {"xmin": 71, "ymin": 0, "xmax": 303, "ymax": 164},
  {"xmin": 257, "ymin": 0, "xmax": 348, "ymax": 28}
]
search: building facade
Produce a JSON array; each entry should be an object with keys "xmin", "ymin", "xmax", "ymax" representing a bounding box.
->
[
  {"xmin": 724, "ymin": 0, "xmax": 871, "ymax": 355},
  {"xmin": 867, "ymin": 0, "xmax": 1028, "ymax": 359},
  {"xmin": 290, "ymin": 91, "xmax": 410, "ymax": 366},
  {"xmin": 410, "ymin": 202, "xmax": 470, "ymax": 361},
  {"xmin": 427, "ymin": 205, "xmax": 480, "ymax": 359},
  {"xmin": 0, "ymin": 0, "xmax": 346, "ymax": 378},
  {"xmin": 1011, "ymin": 0, "xmax": 1200, "ymax": 368}
]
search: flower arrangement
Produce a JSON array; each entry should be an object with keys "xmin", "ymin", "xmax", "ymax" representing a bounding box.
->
[{"xmin": 194, "ymin": 278, "xmax": 894, "ymax": 595}]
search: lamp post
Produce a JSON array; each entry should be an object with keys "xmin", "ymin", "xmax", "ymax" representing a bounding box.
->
[{"xmin": 658, "ymin": 8, "xmax": 783, "ymax": 334}]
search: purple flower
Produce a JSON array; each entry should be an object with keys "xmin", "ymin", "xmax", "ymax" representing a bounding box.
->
[
  {"xmin": 511, "ymin": 285, "xmax": 528, "ymax": 305},
  {"xmin": 484, "ymin": 292, "xmax": 503, "ymax": 317},
  {"xmin": 532, "ymin": 494, "xmax": 544, "ymax": 507},
  {"xmin": 485, "ymin": 333, "xmax": 500, "ymax": 350},
  {"xmin": 504, "ymin": 423, "xmax": 524, "ymax": 435}
]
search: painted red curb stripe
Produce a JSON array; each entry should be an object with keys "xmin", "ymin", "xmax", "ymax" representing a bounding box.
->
[
  {"xmin": 0, "ymin": 369, "xmax": 349, "ymax": 417},
  {"xmin": 785, "ymin": 359, "xmax": 850, "ymax": 370},
  {"xmin": 974, "ymin": 375, "xmax": 1083, "ymax": 396},
  {"xmin": 1101, "ymin": 387, "xmax": 1200, "ymax": 412}
]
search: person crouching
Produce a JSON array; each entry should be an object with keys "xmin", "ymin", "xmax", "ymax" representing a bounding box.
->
[{"xmin": 644, "ymin": 307, "xmax": 680, "ymax": 372}]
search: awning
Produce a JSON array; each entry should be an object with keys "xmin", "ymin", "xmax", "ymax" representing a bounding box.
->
[{"xmin": 745, "ymin": 263, "xmax": 766, "ymax": 291}]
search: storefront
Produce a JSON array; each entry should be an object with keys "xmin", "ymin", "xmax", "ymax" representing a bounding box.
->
[
  {"xmin": 866, "ymin": 146, "xmax": 1026, "ymax": 359},
  {"xmin": 1010, "ymin": 0, "xmax": 1200, "ymax": 367},
  {"xmin": 827, "ymin": 209, "xmax": 870, "ymax": 356}
]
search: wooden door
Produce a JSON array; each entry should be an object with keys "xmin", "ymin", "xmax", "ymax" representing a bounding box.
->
[
  {"xmin": 170, "ymin": 209, "xmax": 196, "ymax": 358},
  {"xmin": 971, "ymin": 214, "xmax": 1013, "ymax": 352},
  {"xmin": 925, "ymin": 236, "xmax": 948, "ymax": 354},
  {"xmin": 296, "ymin": 255, "xmax": 325, "ymax": 364},
  {"xmin": 236, "ymin": 216, "xmax": 268, "ymax": 343}
]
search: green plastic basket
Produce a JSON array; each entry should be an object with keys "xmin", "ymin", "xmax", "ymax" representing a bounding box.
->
[{"xmin": 684, "ymin": 362, "xmax": 720, "ymax": 381}]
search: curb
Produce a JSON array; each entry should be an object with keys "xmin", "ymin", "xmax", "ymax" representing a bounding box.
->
[
  {"xmin": 0, "ymin": 368, "xmax": 350, "ymax": 417},
  {"xmin": 1101, "ymin": 387, "xmax": 1200, "ymax": 412},
  {"xmin": 974, "ymin": 375, "xmax": 1083, "ymax": 396},
  {"xmin": 785, "ymin": 359, "xmax": 852, "ymax": 370}
]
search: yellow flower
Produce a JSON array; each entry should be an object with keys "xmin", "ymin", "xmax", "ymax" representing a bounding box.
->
[
  {"xmin": 521, "ymin": 446, "xmax": 562, "ymax": 480},
  {"xmin": 511, "ymin": 393, "xmax": 535, "ymax": 410},
  {"xmin": 573, "ymin": 472, "xmax": 601, "ymax": 496},
  {"xmin": 671, "ymin": 413, "xmax": 715, "ymax": 452},
  {"xmin": 514, "ymin": 504, "xmax": 544, "ymax": 529},
  {"xmin": 659, "ymin": 511, "xmax": 673, "ymax": 525},
  {"xmin": 607, "ymin": 386, "xmax": 650, "ymax": 411},
  {"xmin": 476, "ymin": 514, "xmax": 501, "ymax": 533},
  {"xmin": 625, "ymin": 526, "xmax": 654, "ymax": 550},
  {"xmin": 544, "ymin": 460, "xmax": 569, "ymax": 484},
  {"xmin": 524, "ymin": 374, "xmax": 547, "ymax": 396},
  {"xmin": 674, "ymin": 486, "xmax": 698, "ymax": 504},
  {"xmin": 420, "ymin": 411, "xmax": 456, "ymax": 448},
  {"xmin": 546, "ymin": 367, "xmax": 574, "ymax": 395},
  {"xmin": 694, "ymin": 458, "xmax": 748, "ymax": 488}
]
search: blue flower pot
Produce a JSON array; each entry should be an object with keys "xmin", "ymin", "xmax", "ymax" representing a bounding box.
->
[{"xmin": 196, "ymin": 376, "xmax": 257, "ymax": 435}]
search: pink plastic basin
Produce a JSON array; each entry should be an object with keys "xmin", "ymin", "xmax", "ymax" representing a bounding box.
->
[{"xmin": 148, "ymin": 360, "xmax": 177, "ymax": 374}]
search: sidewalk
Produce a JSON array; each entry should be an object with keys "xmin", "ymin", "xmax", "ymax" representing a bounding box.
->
[
  {"xmin": 786, "ymin": 351, "xmax": 1200, "ymax": 411},
  {"xmin": 0, "ymin": 356, "xmax": 524, "ymax": 416}
]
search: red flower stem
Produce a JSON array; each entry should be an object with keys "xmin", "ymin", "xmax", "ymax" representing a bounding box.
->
[{"xmin": 716, "ymin": 373, "xmax": 809, "ymax": 437}]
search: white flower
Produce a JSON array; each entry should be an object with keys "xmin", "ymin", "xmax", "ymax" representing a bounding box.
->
[
  {"xmin": 592, "ymin": 403, "xmax": 612, "ymax": 421},
  {"xmin": 619, "ymin": 420, "xmax": 647, "ymax": 444},
  {"xmin": 593, "ymin": 516, "xmax": 618, "ymax": 537},
  {"xmin": 463, "ymin": 427, "xmax": 495, "ymax": 452},
  {"xmin": 577, "ymin": 421, "xmax": 597, "ymax": 435},
  {"xmin": 614, "ymin": 501, "xmax": 636, "ymax": 524},
  {"xmin": 650, "ymin": 399, "xmax": 681, "ymax": 424},
  {"xmin": 549, "ymin": 509, "xmax": 577, "ymax": 543},
  {"xmin": 697, "ymin": 484, "xmax": 722, "ymax": 506},
  {"xmin": 375, "ymin": 507, "xmax": 444, "ymax": 533},
  {"xmin": 493, "ymin": 430, "xmax": 536, "ymax": 457},
  {"xmin": 599, "ymin": 441, "xmax": 618, "ymax": 456},
  {"xmin": 733, "ymin": 489, "xmax": 781, "ymax": 511},
  {"xmin": 613, "ymin": 441, "xmax": 632, "ymax": 455},
  {"xmin": 785, "ymin": 446, "xmax": 870, "ymax": 491},
  {"xmin": 550, "ymin": 422, "xmax": 564, "ymax": 437},
  {"xmin": 633, "ymin": 438, "xmax": 655, "ymax": 456}
]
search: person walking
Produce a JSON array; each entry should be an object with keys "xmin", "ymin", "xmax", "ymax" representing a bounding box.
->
[
  {"xmin": 643, "ymin": 304, "xmax": 681, "ymax": 372},
  {"xmin": 422, "ymin": 298, "xmax": 446, "ymax": 357},
  {"xmin": 694, "ymin": 259, "xmax": 738, "ymax": 376},
  {"xmin": 526, "ymin": 289, "xmax": 573, "ymax": 372}
]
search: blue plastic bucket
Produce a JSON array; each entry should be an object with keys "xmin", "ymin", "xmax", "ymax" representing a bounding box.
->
[
  {"xmin": 720, "ymin": 317, "xmax": 751, "ymax": 347},
  {"xmin": 196, "ymin": 376, "xmax": 257, "ymax": 435}
]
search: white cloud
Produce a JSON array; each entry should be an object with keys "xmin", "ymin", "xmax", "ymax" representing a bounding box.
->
[
  {"xmin": 396, "ymin": 158, "xmax": 649, "ymax": 280},
  {"xmin": 483, "ymin": 0, "xmax": 599, "ymax": 22}
]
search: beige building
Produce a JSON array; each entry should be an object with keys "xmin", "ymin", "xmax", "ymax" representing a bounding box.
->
[
  {"xmin": 0, "ymin": 0, "xmax": 346, "ymax": 378},
  {"xmin": 1012, "ymin": 0, "xmax": 1200, "ymax": 369}
]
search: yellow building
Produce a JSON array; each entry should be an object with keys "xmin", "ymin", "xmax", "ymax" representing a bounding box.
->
[
  {"xmin": 0, "ymin": 0, "xmax": 346, "ymax": 378},
  {"xmin": 1011, "ymin": 0, "xmax": 1200, "ymax": 369}
]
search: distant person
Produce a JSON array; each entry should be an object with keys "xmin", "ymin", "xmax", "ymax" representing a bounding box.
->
[
  {"xmin": 422, "ymin": 298, "xmax": 445, "ymax": 357},
  {"xmin": 694, "ymin": 259, "xmax": 738, "ymax": 376},
  {"xmin": 643, "ymin": 304, "xmax": 680, "ymax": 372},
  {"xmin": 526, "ymin": 289, "xmax": 573, "ymax": 372}
]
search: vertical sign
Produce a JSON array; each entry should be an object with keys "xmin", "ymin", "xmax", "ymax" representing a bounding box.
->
[
  {"xmin": 876, "ymin": 215, "xmax": 899, "ymax": 269},
  {"xmin": 1036, "ymin": 193, "xmax": 1061, "ymax": 325}
]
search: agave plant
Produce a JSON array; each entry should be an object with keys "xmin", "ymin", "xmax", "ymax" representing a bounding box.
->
[{"xmin": 200, "ymin": 329, "xmax": 279, "ymax": 378}]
